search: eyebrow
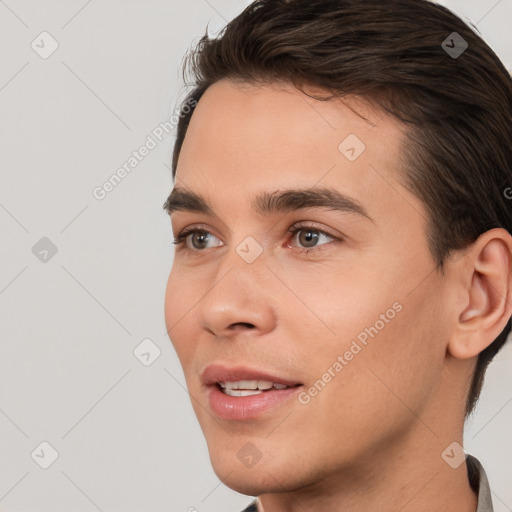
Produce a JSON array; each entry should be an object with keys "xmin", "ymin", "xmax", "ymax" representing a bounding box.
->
[{"xmin": 163, "ymin": 186, "xmax": 373, "ymax": 222}]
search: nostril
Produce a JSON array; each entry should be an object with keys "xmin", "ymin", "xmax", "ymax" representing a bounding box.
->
[{"xmin": 230, "ymin": 322, "xmax": 255, "ymax": 329}]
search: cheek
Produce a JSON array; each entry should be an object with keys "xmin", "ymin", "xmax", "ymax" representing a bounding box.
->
[
  {"xmin": 164, "ymin": 269, "xmax": 199, "ymax": 366},
  {"xmin": 292, "ymin": 260, "xmax": 445, "ymax": 433},
  {"xmin": 293, "ymin": 305, "xmax": 441, "ymax": 469},
  {"xmin": 330, "ymin": 280, "xmax": 445, "ymax": 422},
  {"xmin": 274, "ymin": 259, "xmax": 399, "ymax": 354}
]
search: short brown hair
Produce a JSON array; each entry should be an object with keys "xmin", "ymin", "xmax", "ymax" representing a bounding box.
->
[{"xmin": 168, "ymin": 0, "xmax": 512, "ymax": 415}]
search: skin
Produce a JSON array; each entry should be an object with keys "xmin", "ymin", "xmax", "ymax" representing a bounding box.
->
[{"xmin": 164, "ymin": 79, "xmax": 512, "ymax": 512}]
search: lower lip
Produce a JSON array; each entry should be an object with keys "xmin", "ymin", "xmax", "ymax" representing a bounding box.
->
[{"xmin": 206, "ymin": 384, "xmax": 303, "ymax": 420}]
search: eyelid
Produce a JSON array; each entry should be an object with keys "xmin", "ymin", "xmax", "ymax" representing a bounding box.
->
[
  {"xmin": 285, "ymin": 222, "xmax": 341, "ymax": 253},
  {"xmin": 286, "ymin": 221, "xmax": 341, "ymax": 240},
  {"xmin": 173, "ymin": 224, "xmax": 224, "ymax": 248},
  {"xmin": 173, "ymin": 221, "xmax": 342, "ymax": 253}
]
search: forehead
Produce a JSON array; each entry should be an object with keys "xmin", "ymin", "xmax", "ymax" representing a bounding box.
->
[{"xmin": 175, "ymin": 79, "xmax": 409, "ymax": 214}]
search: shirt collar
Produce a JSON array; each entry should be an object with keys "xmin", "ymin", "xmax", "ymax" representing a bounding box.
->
[{"xmin": 467, "ymin": 454, "xmax": 494, "ymax": 512}]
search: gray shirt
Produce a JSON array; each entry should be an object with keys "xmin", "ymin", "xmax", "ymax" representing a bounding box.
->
[
  {"xmin": 467, "ymin": 454, "xmax": 494, "ymax": 512},
  {"xmin": 240, "ymin": 454, "xmax": 493, "ymax": 512}
]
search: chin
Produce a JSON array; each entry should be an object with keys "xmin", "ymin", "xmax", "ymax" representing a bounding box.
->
[
  {"xmin": 217, "ymin": 472, "xmax": 270, "ymax": 496},
  {"xmin": 208, "ymin": 445, "xmax": 311, "ymax": 496},
  {"xmin": 211, "ymin": 459, "xmax": 286, "ymax": 496}
]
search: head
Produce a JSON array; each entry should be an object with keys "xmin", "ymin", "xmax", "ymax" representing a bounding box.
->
[{"xmin": 164, "ymin": 0, "xmax": 512, "ymax": 496}]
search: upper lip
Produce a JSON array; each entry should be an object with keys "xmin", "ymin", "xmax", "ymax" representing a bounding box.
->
[{"xmin": 202, "ymin": 364, "xmax": 302, "ymax": 387}]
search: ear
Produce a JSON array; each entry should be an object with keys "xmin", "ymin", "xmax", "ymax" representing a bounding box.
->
[{"xmin": 448, "ymin": 228, "xmax": 512, "ymax": 360}]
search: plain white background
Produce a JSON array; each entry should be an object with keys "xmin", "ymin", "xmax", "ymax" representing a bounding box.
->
[{"xmin": 0, "ymin": 1, "xmax": 510, "ymax": 511}]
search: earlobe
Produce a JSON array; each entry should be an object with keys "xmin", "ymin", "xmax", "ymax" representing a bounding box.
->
[{"xmin": 448, "ymin": 229, "xmax": 512, "ymax": 360}]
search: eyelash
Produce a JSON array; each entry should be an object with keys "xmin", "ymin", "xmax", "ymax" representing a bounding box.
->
[{"xmin": 172, "ymin": 222, "xmax": 340, "ymax": 254}]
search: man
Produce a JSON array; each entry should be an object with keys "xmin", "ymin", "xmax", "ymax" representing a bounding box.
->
[{"xmin": 163, "ymin": 1, "xmax": 512, "ymax": 510}]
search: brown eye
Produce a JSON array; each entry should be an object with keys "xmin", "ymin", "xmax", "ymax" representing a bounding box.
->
[
  {"xmin": 298, "ymin": 229, "xmax": 320, "ymax": 248},
  {"xmin": 289, "ymin": 226, "xmax": 335, "ymax": 250},
  {"xmin": 173, "ymin": 228, "xmax": 224, "ymax": 251},
  {"xmin": 190, "ymin": 231, "xmax": 212, "ymax": 249}
]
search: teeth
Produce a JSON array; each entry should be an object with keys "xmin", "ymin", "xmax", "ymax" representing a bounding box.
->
[
  {"xmin": 217, "ymin": 380, "xmax": 291, "ymax": 394},
  {"xmin": 224, "ymin": 388, "xmax": 263, "ymax": 397},
  {"xmin": 226, "ymin": 380, "xmax": 257, "ymax": 390}
]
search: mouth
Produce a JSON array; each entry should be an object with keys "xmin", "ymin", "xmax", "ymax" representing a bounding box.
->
[
  {"xmin": 217, "ymin": 380, "xmax": 299, "ymax": 396},
  {"xmin": 202, "ymin": 364, "xmax": 304, "ymax": 420}
]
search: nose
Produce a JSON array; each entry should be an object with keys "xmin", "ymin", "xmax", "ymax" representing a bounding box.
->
[{"xmin": 196, "ymin": 258, "xmax": 277, "ymax": 339}]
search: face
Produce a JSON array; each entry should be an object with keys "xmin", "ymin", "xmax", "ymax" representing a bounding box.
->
[{"xmin": 164, "ymin": 79, "xmax": 455, "ymax": 495}]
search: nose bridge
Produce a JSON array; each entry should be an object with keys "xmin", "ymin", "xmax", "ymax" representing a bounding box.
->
[
  {"xmin": 196, "ymin": 239, "xmax": 276, "ymax": 337},
  {"xmin": 215, "ymin": 229, "xmax": 269, "ymax": 289}
]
